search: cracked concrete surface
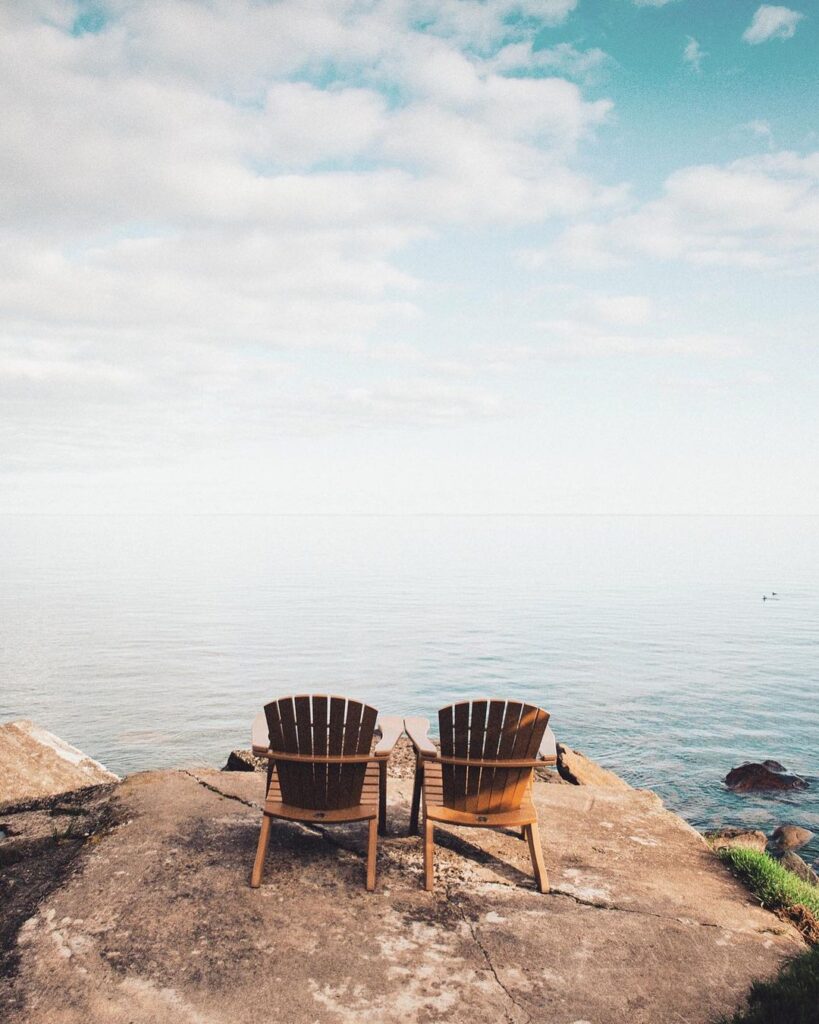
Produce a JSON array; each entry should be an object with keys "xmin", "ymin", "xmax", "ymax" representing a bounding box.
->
[{"xmin": 2, "ymin": 769, "xmax": 805, "ymax": 1024}]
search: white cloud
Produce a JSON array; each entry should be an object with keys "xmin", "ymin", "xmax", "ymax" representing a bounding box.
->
[
  {"xmin": 0, "ymin": 3, "xmax": 615, "ymax": 340},
  {"xmin": 539, "ymin": 328, "xmax": 744, "ymax": 359},
  {"xmin": 339, "ymin": 379, "xmax": 501, "ymax": 426},
  {"xmin": 744, "ymin": 119, "xmax": 773, "ymax": 140},
  {"xmin": 553, "ymin": 151, "xmax": 819, "ymax": 270},
  {"xmin": 488, "ymin": 42, "xmax": 610, "ymax": 79},
  {"xmin": 742, "ymin": 5, "xmax": 804, "ymax": 44},
  {"xmin": 682, "ymin": 37, "xmax": 705, "ymax": 72},
  {"xmin": 592, "ymin": 295, "xmax": 653, "ymax": 327},
  {"xmin": 0, "ymin": 0, "xmax": 617, "ymax": 488},
  {"xmin": 1, "ymin": 2, "xmax": 814, "ymax": 515},
  {"xmin": 522, "ymin": 289, "xmax": 743, "ymax": 360},
  {"xmin": 415, "ymin": 0, "xmax": 578, "ymax": 49}
]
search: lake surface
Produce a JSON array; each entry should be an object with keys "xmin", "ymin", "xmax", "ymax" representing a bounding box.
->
[{"xmin": 2, "ymin": 515, "xmax": 817, "ymax": 861}]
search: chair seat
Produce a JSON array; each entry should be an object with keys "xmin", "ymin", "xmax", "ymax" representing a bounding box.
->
[
  {"xmin": 263, "ymin": 761, "xmax": 380, "ymax": 824},
  {"xmin": 264, "ymin": 800, "xmax": 378, "ymax": 823}
]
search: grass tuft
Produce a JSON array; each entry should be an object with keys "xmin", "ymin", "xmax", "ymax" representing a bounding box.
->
[{"xmin": 718, "ymin": 847, "xmax": 819, "ymax": 918}]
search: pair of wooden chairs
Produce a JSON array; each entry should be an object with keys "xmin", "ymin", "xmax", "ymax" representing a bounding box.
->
[{"xmin": 249, "ymin": 694, "xmax": 556, "ymax": 893}]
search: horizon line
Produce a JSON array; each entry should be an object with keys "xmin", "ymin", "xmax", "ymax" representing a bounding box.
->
[{"xmin": 2, "ymin": 512, "xmax": 819, "ymax": 519}]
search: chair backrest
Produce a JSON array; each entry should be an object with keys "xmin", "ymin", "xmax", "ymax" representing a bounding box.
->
[
  {"xmin": 264, "ymin": 695, "xmax": 377, "ymax": 810},
  {"xmin": 438, "ymin": 699, "xmax": 550, "ymax": 814}
]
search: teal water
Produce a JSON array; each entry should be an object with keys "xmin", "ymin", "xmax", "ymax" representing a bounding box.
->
[{"xmin": 1, "ymin": 515, "xmax": 817, "ymax": 861}]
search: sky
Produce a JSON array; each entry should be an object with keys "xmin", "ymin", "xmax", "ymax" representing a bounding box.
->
[{"xmin": 1, "ymin": 0, "xmax": 817, "ymax": 514}]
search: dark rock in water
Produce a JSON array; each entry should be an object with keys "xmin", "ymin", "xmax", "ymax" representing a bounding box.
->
[
  {"xmin": 222, "ymin": 749, "xmax": 267, "ymax": 772},
  {"xmin": 762, "ymin": 760, "xmax": 786, "ymax": 772},
  {"xmin": 724, "ymin": 762, "xmax": 808, "ymax": 792},
  {"xmin": 768, "ymin": 824, "xmax": 814, "ymax": 853},
  {"xmin": 705, "ymin": 827, "xmax": 767, "ymax": 853},
  {"xmin": 779, "ymin": 851, "xmax": 819, "ymax": 886}
]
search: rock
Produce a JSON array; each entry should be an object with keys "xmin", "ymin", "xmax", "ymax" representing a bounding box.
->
[
  {"xmin": 0, "ymin": 720, "xmax": 119, "ymax": 812},
  {"xmin": 724, "ymin": 762, "xmax": 808, "ymax": 793},
  {"xmin": 768, "ymin": 824, "xmax": 814, "ymax": 853},
  {"xmin": 0, "ymin": 785, "xmax": 118, "ymax": 980},
  {"xmin": 222, "ymin": 749, "xmax": 267, "ymax": 772},
  {"xmin": 1, "ymin": 768, "xmax": 804, "ymax": 1024},
  {"xmin": 762, "ymin": 760, "xmax": 786, "ymax": 772},
  {"xmin": 779, "ymin": 851, "xmax": 819, "ymax": 886},
  {"xmin": 535, "ymin": 765, "xmax": 569, "ymax": 784},
  {"xmin": 557, "ymin": 744, "xmax": 632, "ymax": 790},
  {"xmin": 704, "ymin": 827, "xmax": 768, "ymax": 853}
]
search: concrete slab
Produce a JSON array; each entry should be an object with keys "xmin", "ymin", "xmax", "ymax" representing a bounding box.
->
[{"xmin": 2, "ymin": 768, "xmax": 804, "ymax": 1023}]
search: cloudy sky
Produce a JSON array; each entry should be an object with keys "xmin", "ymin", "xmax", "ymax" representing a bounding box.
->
[{"xmin": 2, "ymin": 0, "xmax": 817, "ymax": 514}]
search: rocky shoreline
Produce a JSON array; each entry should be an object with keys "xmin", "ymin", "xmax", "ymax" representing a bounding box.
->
[{"xmin": 1, "ymin": 722, "xmax": 816, "ymax": 1023}]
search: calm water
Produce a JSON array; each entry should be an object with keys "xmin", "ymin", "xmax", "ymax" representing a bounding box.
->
[{"xmin": 1, "ymin": 515, "xmax": 817, "ymax": 861}]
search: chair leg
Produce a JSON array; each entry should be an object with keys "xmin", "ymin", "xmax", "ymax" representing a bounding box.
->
[
  {"xmin": 366, "ymin": 818, "xmax": 378, "ymax": 892},
  {"xmin": 409, "ymin": 758, "xmax": 423, "ymax": 835},
  {"xmin": 524, "ymin": 821, "xmax": 549, "ymax": 893},
  {"xmin": 250, "ymin": 814, "xmax": 272, "ymax": 888},
  {"xmin": 423, "ymin": 817, "xmax": 435, "ymax": 891},
  {"xmin": 378, "ymin": 760, "xmax": 388, "ymax": 836}
]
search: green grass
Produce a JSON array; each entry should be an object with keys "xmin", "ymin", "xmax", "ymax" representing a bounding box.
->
[
  {"xmin": 718, "ymin": 847, "xmax": 819, "ymax": 918},
  {"xmin": 716, "ymin": 847, "xmax": 819, "ymax": 1023}
]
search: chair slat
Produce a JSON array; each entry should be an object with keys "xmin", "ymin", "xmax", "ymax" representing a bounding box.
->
[
  {"xmin": 448, "ymin": 702, "xmax": 470, "ymax": 810},
  {"xmin": 439, "ymin": 704, "xmax": 455, "ymax": 804},
  {"xmin": 507, "ymin": 704, "xmax": 548, "ymax": 809},
  {"xmin": 465, "ymin": 700, "xmax": 487, "ymax": 813},
  {"xmin": 339, "ymin": 699, "xmax": 364, "ymax": 809},
  {"xmin": 264, "ymin": 701, "xmax": 285, "ymax": 752},
  {"xmin": 489, "ymin": 701, "xmax": 523, "ymax": 812},
  {"xmin": 353, "ymin": 703, "xmax": 377, "ymax": 803},
  {"xmin": 473, "ymin": 700, "xmax": 505, "ymax": 813},
  {"xmin": 294, "ymin": 695, "xmax": 314, "ymax": 807},
  {"xmin": 326, "ymin": 696, "xmax": 346, "ymax": 809},
  {"xmin": 277, "ymin": 697, "xmax": 300, "ymax": 805},
  {"xmin": 312, "ymin": 695, "xmax": 329, "ymax": 809}
]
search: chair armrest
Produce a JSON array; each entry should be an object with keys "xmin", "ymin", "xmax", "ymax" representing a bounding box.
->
[
  {"xmin": 251, "ymin": 710, "xmax": 270, "ymax": 757},
  {"xmin": 538, "ymin": 725, "xmax": 557, "ymax": 766},
  {"xmin": 374, "ymin": 715, "xmax": 403, "ymax": 757},
  {"xmin": 404, "ymin": 716, "xmax": 437, "ymax": 758}
]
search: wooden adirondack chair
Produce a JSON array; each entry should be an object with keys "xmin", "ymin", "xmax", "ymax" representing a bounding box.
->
[
  {"xmin": 405, "ymin": 699, "xmax": 555, "ymax": 892},
  {"xmin": 249, "ymin": 695, "xmax": 402, "ymax": 891}
]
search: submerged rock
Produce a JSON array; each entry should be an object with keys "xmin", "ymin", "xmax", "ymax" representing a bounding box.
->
[
  {"xmin": 768, "ymin": 824, "xmax": 814, "ymax": 853},
  {"xmin": 724, "ymin": 762, "xmax": 808, "ymax": 793},
  {"xmin": 779, "ymin": 851, "xmax": 819, "ymax": 886},
  {"xmin": 705, "ymin": 827, "xmax": 767, "ymax": 853}
]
